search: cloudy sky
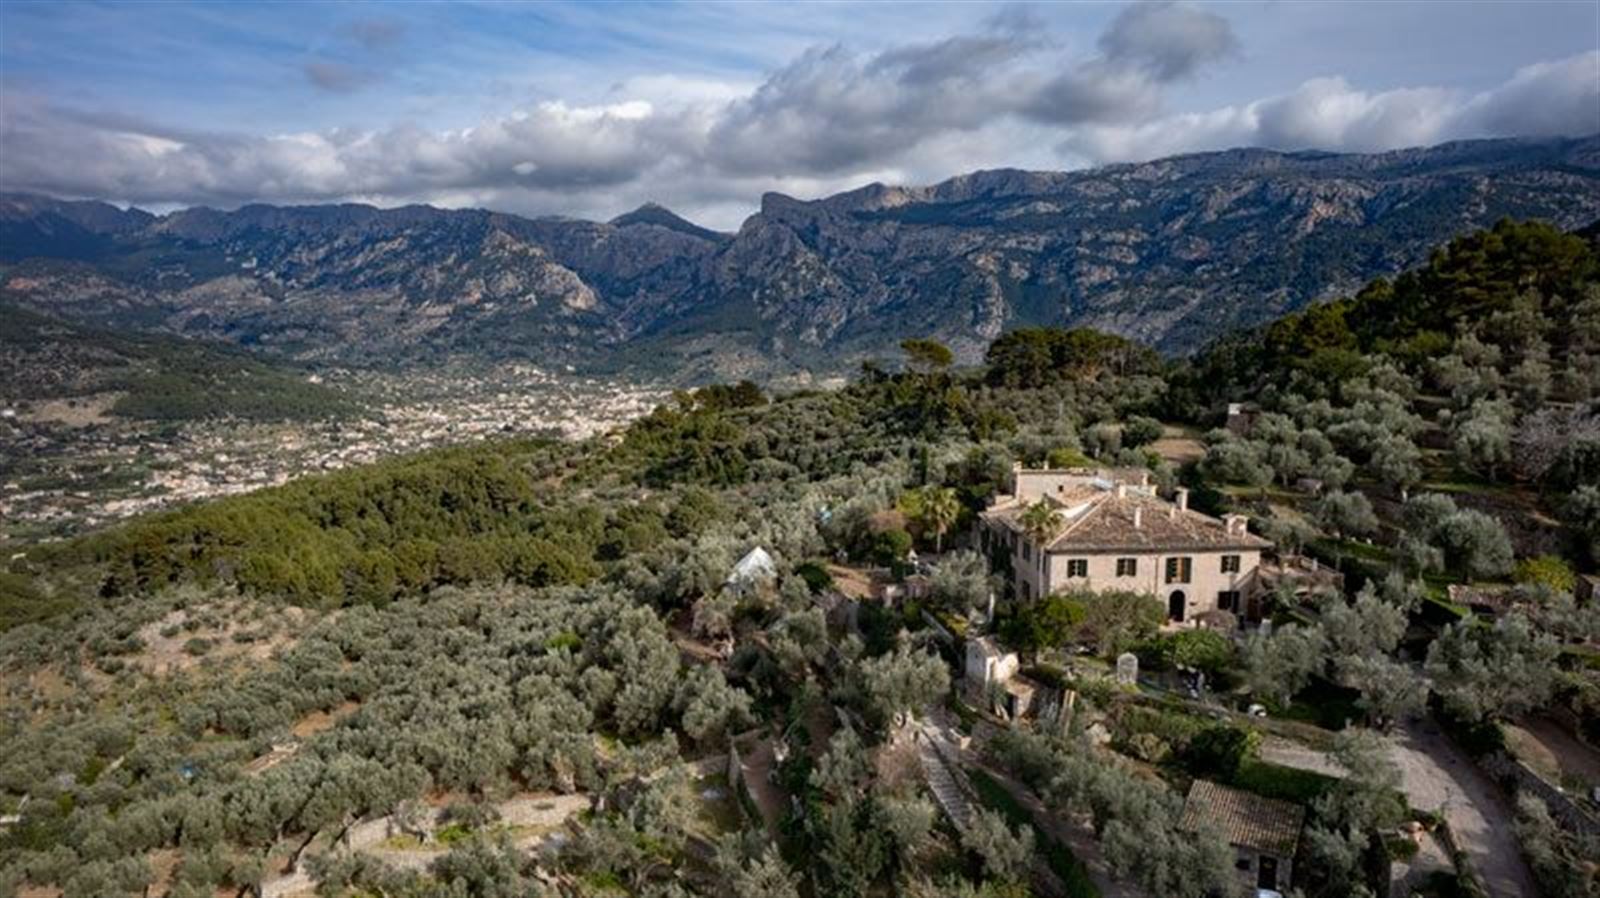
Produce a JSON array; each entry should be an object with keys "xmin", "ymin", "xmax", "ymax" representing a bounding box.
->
[{"xmin": 2, "ymin": 1, "xmax": 1597, "ymax": 229}]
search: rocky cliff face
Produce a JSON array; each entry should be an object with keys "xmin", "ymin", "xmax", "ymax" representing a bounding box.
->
[{"xmin": 5, "ymin": 135, "xmax": 1600, "ymax": 378}]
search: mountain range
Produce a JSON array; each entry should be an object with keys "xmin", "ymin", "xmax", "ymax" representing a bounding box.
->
[{"xmin": 4, "ymin": 135, "xmax": 1600, "ymax": 381}]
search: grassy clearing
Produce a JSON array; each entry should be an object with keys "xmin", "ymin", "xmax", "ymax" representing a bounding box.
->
[{"xmin": 1231, "ymin": 758, "xmax": 1340, "ymax": 805}]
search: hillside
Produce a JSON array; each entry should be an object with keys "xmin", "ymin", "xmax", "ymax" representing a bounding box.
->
[
  {"xmin": 9, "ymin": 221, "xmax": 1596, "ymax": 618},
  {"xmin": 5, "ymin": 135, "xmax": 1600, "ymax": 379},
  {"xmin": 0, "ymin": 304, "xmax": 355, "ymax": 422},
  {"xmin": 3, "ymin": 220, "xmax": 1598, "ymax": 898}
]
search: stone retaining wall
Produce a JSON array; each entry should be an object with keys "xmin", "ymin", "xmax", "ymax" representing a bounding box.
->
[{"xmin": 1481, "ymin": 751, "xmax": 1600, "ymax": 838}]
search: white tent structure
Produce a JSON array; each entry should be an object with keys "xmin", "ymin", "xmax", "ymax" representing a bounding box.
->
[{"xmin": 726, "ymin": 546, "xmax": 777, "ymax": 595}]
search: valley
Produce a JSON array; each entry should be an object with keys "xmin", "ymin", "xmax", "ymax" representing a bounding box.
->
[
  {"xmin": 3, "ymin": 153, "xmax": 1600, "ymax": 898},
  {"xmin": 5, "ymin": 1, "xmax": 1600, "ymax": 895},
  {"xmin": 0, "ymin": 362, "xmax": 665, "ymax": 547}
]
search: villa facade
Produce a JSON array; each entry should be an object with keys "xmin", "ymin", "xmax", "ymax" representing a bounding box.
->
[{"xmin": 979, "ymin": 465, "xmax": 1272, "ymax": 623}]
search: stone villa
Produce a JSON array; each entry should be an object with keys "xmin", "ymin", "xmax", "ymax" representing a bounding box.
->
[{"xmin": 979, "ymin": 465, "xmax": 1272, "ymax": 623}]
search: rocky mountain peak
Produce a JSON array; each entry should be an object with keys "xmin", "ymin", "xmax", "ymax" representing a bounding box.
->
[
  {"xmin": 608, "ymin": 202, "xmax": 725, "ymax": 242},
  {"xmin": 3, "ymin": 135, "xmax": 1598, "ymax": 381}
]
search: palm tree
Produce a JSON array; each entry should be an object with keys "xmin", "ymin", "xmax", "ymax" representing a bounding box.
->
[
  {"xmin": 918, "ymin": 486, "xmax": 961, "ymax": 554},
  {"xmin": 1019, "ymin": 499, "xmax": 1062, "ymax": 546}
]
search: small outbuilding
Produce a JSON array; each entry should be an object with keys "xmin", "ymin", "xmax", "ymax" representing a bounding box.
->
[
  {"xmin": 1180, "ymin": 780, "xmax": 1304, "ymax": 894},
  {"xmin": 1576, "ymin": 573, "xmax": 1599, "ymax": 604},
  {"xmin": 964, "ymin": 636, "xmax": 1018, "ymax": 691},
  {"xmin": 1225, "ymin": 402, "xmax": 1260, "ymax": 437}
]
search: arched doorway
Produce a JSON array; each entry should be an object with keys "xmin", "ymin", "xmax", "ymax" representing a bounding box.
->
[{"xmin": 1168, "ymin": 590, "xmax": 1186, "ymax": 622}]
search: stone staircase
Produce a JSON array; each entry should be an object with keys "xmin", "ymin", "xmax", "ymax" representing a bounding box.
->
[{"xmin": 918, "ymin": 727, "xmax": 975, "ymax": 833}]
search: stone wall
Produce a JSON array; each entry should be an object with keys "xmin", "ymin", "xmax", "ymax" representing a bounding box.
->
[{"xmin": 1480, "ymin": 751, "xmax": 1600, "ymax": 839}]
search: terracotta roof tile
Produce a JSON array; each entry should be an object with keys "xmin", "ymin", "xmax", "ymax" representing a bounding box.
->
[
  {"xmin": 1180, "ymin": 780, "xmax": 1305, "ymax": 857},
  {"xmin": 983, "ymin": 489, "xmax": 1271, "ymax": 553}
]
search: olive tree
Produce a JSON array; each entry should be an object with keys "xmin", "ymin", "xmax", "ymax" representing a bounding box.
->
[
  {"xmin": 929, "ymin": 550, "xmax": 995, "ymax": 618},
  {"xmin": 1426, "ymin": 613, "xmax": 1560, "ymax": 723},
  {"xmin": 1323, "ymin": 585, "xmax": 1406, "ymax": 657},
  {"xmin": 674, "ymin": 666, "xmax": 753, "ymax": 746},
  {"xmin": 1102, "ymin": 811, "xmax": 1235, "ymax": 898},
  {"xmin": 1241, "ymin": 623, "xmax": 1327, "ymax": 706},
  {"xmin": 1514, "ymin": 792, "xmax": 1599, "ymax": 898},
  {"xmin": 1313, "ymin": 491, "xmax": 1378, "ymax": 542},
  {"xmin": 1337, "ymin": 655, "xmax": 1425, "ymax": 731},
  {"xmin": 810, "ymin": 727, "xmax": 873, "ymax": 802},
  {"xmin": 1451, "ymin": 398, "xmax": 1516, "ymax": 480},
  {"xmin": 1566, "ymin": 485, "xmax": 1600, "ymax": 564},
  {"xmin": 858, "ymin": 644, "xmax": 950, "ymax": 728},
  {"xmin": 961, "ymin": 808, "xmax": 1034, "ymax": 885},
  {"xmin": 715, "ymin": 840, "xmax": 802, "ymax": 898},
  {"xmin": 1402, "ymin": 494, "xmax": 1514, "ymax": 580},
  {"xmin": 875, "ymin": 793, "xmax": 938, "ymax": 872},
  {"xmin": 1367, "ymin": 434, "xmax": 1422, "ymax": 497},
  {"xmin": 1201, "ymin": 439, "xmax": 1274, "ymax": 490},
  {"xmin": 1436, "ymin": 508, "xmax": 1514, "ymax": 580}
]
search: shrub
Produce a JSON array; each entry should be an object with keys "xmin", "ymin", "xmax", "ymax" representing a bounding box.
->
[
  {"xmin": 1513, "ymin": 555, "xmax": 1576, "ymax": 593},
  {"xmin": 1125, "ymin": 733, "xmax": 1172, "ymax": 764},
  {"xmin": 1000, "ymin": 594, "xmax": 1086, "ymax": 653},
  {"xmin": 545, "ymin": 632, "xmax": 582, "ymax": 652},
  {"xmin": 1142, "ymin": 630, "xmax": 1234, "ymax": 676},
  {"xmin": 794, "ymin": 561, "xmax": 834, "ymax": 594},
  {"xmin": 1184, "ymin": 725, "xmax": 1259, "ymax": 780},
  {"xmin": 1385, "ymin": 836, "xmax": 1420, "ymax": 861},
  {"xmin": 1122, "ymin": 416, "xmax": 1165, "ymax": 449},
  {"xmin": 871, "ymin": 529, "xmax": 913, "ymax": 566},
  {"xmin": 1047, "ymin": 446, "xmax": 1095, "ymax": 468}
]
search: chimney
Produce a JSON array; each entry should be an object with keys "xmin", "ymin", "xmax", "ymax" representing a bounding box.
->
[
  {"xmin": 1133, "ymin": 505, "xmax": 1143, "ymax": 529},
  {"xmin": 1175, "ymin": 488, "xmax": 1189, "ymax": 512}
]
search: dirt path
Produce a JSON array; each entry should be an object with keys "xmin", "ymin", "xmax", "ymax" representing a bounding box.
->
[
  {"xmin": 736, "ymin": 738, "xmax": 787, "ymax": 832},
  {"xmin": 1508, "ymin": 716, "xmax": 1600, "ymax": 788},
  {"xmin": 1390, "ymin": 719, "xmax": 1538, "ymax": 898},
  {"xmin": 259, "ymin": 793, "xmax": 590, "ymax": 898}
]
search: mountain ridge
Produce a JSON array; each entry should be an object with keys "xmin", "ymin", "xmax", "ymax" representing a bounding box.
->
[{"xmin": 5, "ymin": 134, "xmax": 1600, "ymax": 380}]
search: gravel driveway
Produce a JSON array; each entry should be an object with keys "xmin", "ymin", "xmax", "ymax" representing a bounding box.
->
[
  {"xmin": 1262, "ymin": 722, "xmax": 1538, "ymax": 898},
  {"xmin": 1259, "ymin": 736, "xmax": 1347, "ymax": 778},
  {"xmin": 1387, "ymin": 720, "xmax": 1536, "ymax": 898}
]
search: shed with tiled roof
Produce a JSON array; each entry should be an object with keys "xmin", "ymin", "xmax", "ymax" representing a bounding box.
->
[{"xmin": 1180, "ymin": 780, "xmax": 1304, "ymax": 892}]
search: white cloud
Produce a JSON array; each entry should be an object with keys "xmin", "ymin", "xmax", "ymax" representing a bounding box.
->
[
  {"xmin": 1098, "ymin": 0, "xmax": 1237, "ymax": 82},
  {"xmin": 1062, "ymin": 50, "xmax": 1600, "ymax": 162},
  {"xmin": 1459, "ymin": 51, "xmax": 1600, "ymax": 138},
  {"xmin": 1, "ymin": 3, "xmax": 1595, "ymax": 232}
]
